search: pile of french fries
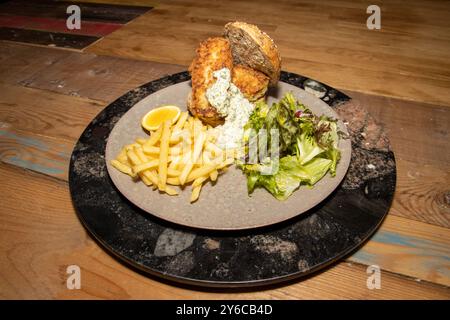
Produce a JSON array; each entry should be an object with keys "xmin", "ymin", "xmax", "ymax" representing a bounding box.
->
[{"xmin": 110, "ymin": 111, "xmax": 236, "ymax": 202}]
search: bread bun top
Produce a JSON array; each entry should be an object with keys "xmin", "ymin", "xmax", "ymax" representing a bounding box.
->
[{"xmin": 224, "ymin": 21, "xmax": 281, "ymax": 86}]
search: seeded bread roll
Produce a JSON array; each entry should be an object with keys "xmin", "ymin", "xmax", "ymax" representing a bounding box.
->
[{"xmin": 224, "ymin": 21, "xmax": 281, "ymax": 86}]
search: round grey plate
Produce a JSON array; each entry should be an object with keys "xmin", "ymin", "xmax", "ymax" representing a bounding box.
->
[{"xmin": 105, "ymin": 81, "xmax": 351, "ymax": 230}]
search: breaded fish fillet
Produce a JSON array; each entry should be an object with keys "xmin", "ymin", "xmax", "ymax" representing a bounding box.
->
[
  {"xmin": 232, "ymin": 65, "xmax": 269, "ymax": 102},
  {"xmin": 188, "ymin": 37, "xmax": 233, "ymax": 126}
]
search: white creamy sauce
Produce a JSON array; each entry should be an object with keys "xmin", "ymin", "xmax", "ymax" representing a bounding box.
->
[{"xmin": 205, "ymin": 68, "xmax": 254, "ymax": 148}]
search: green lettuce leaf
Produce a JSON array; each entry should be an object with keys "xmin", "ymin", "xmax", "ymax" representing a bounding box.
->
[{"xmin": 240, "ymin": 92, "xmax": 342, "ymax": 200}]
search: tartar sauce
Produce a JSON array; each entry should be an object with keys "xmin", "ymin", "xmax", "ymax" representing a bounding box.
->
[{"xmin": 206, "ymin": 68, "xmax": 254, "ymax": 148}]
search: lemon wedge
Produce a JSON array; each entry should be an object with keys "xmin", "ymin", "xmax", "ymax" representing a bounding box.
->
[{"xmin": 141, "ymin": 105, "xmax": 181, "ymax": 131}]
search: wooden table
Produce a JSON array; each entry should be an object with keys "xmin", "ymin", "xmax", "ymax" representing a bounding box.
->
[{"xmin": 0, "ymin": 0, "xmax": 449, "ymax": 299}]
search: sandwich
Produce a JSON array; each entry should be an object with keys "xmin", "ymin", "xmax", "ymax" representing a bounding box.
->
[{"xmin": 188, "ymin": 22, "xmax": 281, "ymax": 126}]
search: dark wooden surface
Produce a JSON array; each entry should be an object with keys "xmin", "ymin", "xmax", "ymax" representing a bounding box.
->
[{"xmin": 0, "ymin": 0, "xmax": 152, "ymax": 48}]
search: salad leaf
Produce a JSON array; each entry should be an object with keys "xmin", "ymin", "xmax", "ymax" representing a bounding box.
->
[
  {"xmin": 265, "ymin": 96, "xmax": 298, "ymax": 154},
  {"xmin": 246, "ymin": 92, "xmax": 307, "ymax": 155},
  {"xmin": 288, "ymin": 156, "xmax": 333, "ymax": 185},
  {"xmin": 242, "ymin": 156, "xmax": 333, "ymax": 200},
  {"xmin": 239, "ymin": 92, "xmax": 342, "ymax": 200},
  {"xmin": 242, "ymin": 161, "xmax": 299, "ymax": 201},
  {"xmin": 245, "ymin": 100, "xmax": 269, "ymax": 132},
  {"xmin": 295, "ymin": 134, "xmax": 324, "ymax": 165}
]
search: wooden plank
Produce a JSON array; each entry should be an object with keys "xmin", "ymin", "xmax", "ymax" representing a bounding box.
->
[
  {"xmin": 85, "ymin": 0, "xmax": 450, "ymax": 106},
  {"xmin": 0, "ymin": 27, "xmax": 99, "ymax": 49},
  {"xmin": 0, "ymin": 163, "xmax": 448, "ymax": 299},
  {"xmin": 0, "ymin": 15, "xmax": 122, "ymax": 37},
  {"xmin": 0, "ymin": 42, "xmax": 69, "ymax": 85},
  {"xmin": 345, "ymin": 91, "xmax": 450, "ymax": 227},
  {"xmin": 0, "ymin": 83, "xmax": 104, "ymax": 180},
  {"xmin": 0, "ymin": 83, "xmax": 105, "ymax": 141},
  {"xmin": 392, "ymin": 159, "xmax": 450, "ymax": 228},
  {"xmin": 0, "ymin": 0, "xmax": 152, "ymax": 24},
  {"xmin": 70, "ymin": 0, "xmax": 159, "ymax": 7},
  {"xmin": 351, "ymin": 214, "xmax": 450, "ymax": 287},
  {"xmin": 0, "ymin": 127, "xmax": 70, "ymax": 180},
  {"xmin": 0, "ymin": 42, "xmax": 183, "ymax": 102},
  {"xmin": 347, "ymin": 91, "xmax": 450, "ymax": 169}
]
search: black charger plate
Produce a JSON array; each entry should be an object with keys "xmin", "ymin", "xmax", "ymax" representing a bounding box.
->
[{"xmin": 69, "ymin": 71, "xmax": 396, "ymax": 287}]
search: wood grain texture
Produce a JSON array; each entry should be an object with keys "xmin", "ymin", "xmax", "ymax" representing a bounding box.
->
[
  {"xmin": 0, "ymin": 0, "xmax": 152, "ymax": 24},
  {"xmin": 0, "ymin": 83, "xmax": 104, "ymax": 180},
  {"xmin": 0, "ymin": 83, "xmax": 104, "ymax": 141},
  {"xmin": 0, "ymin": 127, "xmax": 71, "ymax": 180},
  {"xmin": 17, "ymin": 50, "xmax": 184, "ymax": 102},
  {"xmin": 0, "ymin": 41, "xmax": 183, "ymax": 103},
  {"xmin": 0, "ymin": 27, "xmax": 99, "ymax": 49},
  {"xmin": 70, "ymin": 0, "xmax": 159, "ymax": 7},
  {"xmin": 0, "ymin": 42, "xmax": 69, "ymax": 84},
  {"xmin": 346, "ymin": 91, "xmax": 450, "ymax": 227},
  {"xmin": 85, "ymin": 0, "xmax": 450, "ymax": 107},
  {"xmin": 1, "ymin": 164, "xmax": 448, "ymax": 299},
  {"xmin": 0, "ymin": 15, "xmax": 122, "ymax": 37},
  {"xmin": 352, "ymin": 215, "xmax": 450, "ymax": 287}
]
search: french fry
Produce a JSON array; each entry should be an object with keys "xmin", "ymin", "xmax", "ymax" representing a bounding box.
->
[
  {"xmin": 144, "ymin": 124, "xmax": 162, "ymax": 147},
  {"xmin": 190, "ymin": 184, "xmax": 202, "ymax": 203},
  {"xmin": 112, "ymin": 113, "xmax": 236, "ymax": 202},
  {"xmin": 140, "ymin": 174, "xmax": 152, "ymax": 186},
  {"xmin": 209, "ymin": 170, "xmax": 218, "ymax": 182},
  {"xmin": 216, "ymin": 157, "xmax": 235, "ymax": 169},
  {"xmin": 111, "ymin": 159, "xmax": 133, "ymax": 176},
  {"xmin": 192, "ymin": 176, "xmax": 208, "ymax": 187},
  {"xmin": 169, "ymin": 132, "xmax": 181, "ymax": 144},
  {"xmin": 173, "ymin": 111, "xmax": 188, "ymax": 132},
  {"xmin": 193, "ymin": 118, "xmax": 203, "ymax": 136},
  {"xmin": 207, "ymin": 130, "xmax": 217, "ymax": 142},
  {"xmin": 126, "ymin": 149, "xmax": 141, "ymax": 166},
  {"xmin": 133, "ymin": 146, "xmax": 157, "ymax": 184},
  {"xmin": 166, "ymin": 177, "xmax": 180, "ymax": 185},
  {"xmin": 187, "ymin": 116, "xmax": 194, "ymax": 129},
  {"xmin": 134, "ymin": 146, "xmax": 148, "ymax": 162},
  {"xmin": 202, "ymin": 150, "xmax": 214, "ymax": 165},
  {"xmin": 164, "ymin": 186, "xmax": 179, "ymax": 196},
  {"xmin": 205, "ymin": 142, "xmax": 223, "ymax": 157},
  {"xmin": 193, "ymin": 132, "xmax": 206, "ymax": 161},
  {"xmin": 180, "ymin": 150, "xmax": 192, "ymax": 166},
  {"xmin": 143, "ymin": 145, "xmax": 160, "ymax": 154},
  {"xmin": 168, "ymin": 155, "xmax": 181, "ymax": 170},
  {"xmin": 116, "ymin": 148, "xmax": 128, "ymax": 164},
  {"xmin": 133, "ymin": 159, "xmax": 159, "ymax": 173},
  {"xmin": 136, "ymin": 138, "xmax": 147, "ymax": 145},
  {"xmin": 143, "ymin": 170, "xmax": 159, "ymax": 185},
  {"xmin": 125, "ymin": 143, "xmax": 141, "ymax": 151},
  {"xmin": 186, "ymin": 164, "xmax": 216, "ymax": 183},
  {"xmin": 179, "ymin": 132, "xmax": 206, "ymax": 184},
  {"xmin": 157, "ymin": 120, "xmax": 171, "ymax": 190},
  {"xmin": 178, "ymin": 159, "xmax": 193, "ymax": 186},
  {"xmin": 167, "ymin": 168, "xmax": 181, "ymax": 177},
  {"xmin": 169, "ymin": 146, "xmax": 183, "ymax": 156}
]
